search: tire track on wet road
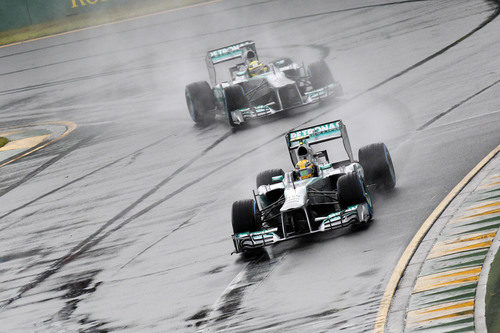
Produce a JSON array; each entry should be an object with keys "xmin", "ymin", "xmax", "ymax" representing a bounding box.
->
[
  {"xmin": 0, "ymin": 135, "xmax": 172, "ymax": 232},
  {"xmin": 357, "ymin": 3, "xmax": 500, "ymax": 97},
  {"xmin": 0, "ymin": 137, "xmax": 93, "ymax": 199},
  {"xmin": 199, "ymin": 252, "xmax": 288, "ymax": 330},
  {"xmin": 0, "ymin": 129, "xmax": 232, "ymax": 310},
  {"xmin": 417, "ymin": 79, "xmax": 500, "ymax": 130},
  {"xmin": 118, "ymin": 215, "xmax": 197, "ymax": 270}
]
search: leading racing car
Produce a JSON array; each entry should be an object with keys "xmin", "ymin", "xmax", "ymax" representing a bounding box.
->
[
  {"xmin": 231, "ymin": 120, "xmax": 396, "ymax": 253},
  {"xmin": 185, "ymin": 41, "xmax": 343, "ymax": 127}
]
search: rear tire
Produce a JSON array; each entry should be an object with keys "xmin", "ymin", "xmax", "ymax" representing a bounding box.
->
[
  {"xmin": 256, "ymin": 169, "xmax": 285, "ymax": 205},
  {"xmin": 232, "ymin": 199, "xmax": 261, "ymax": 234},
  {"xmin": 337, "ymin": 173, "xmax": 366, "ymax": 209},
  {"xmin": 308, "ymin": 60, "xmax": 335, "ymax": 90},
  {"xmin": 185, "ymin": 81, "xmax": 216, "ymax": 125},
  {"xmin": 224, "ymin": 85, "xmax": 249, "ymax": 127},
  {"xmin": 256, "ymin": 169, "xmax": 285, "ymax": 188},
  {"xmin": 358, "ymin": 143, "xmax": 396, "ymax": 190}
]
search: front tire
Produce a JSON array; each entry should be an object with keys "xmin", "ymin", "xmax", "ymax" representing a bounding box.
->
[
  {"xmin": 185, "ymin": 81, "xmax": 216, "ymax": 125},
  {"xmin": 224, "ymin": 85, "xmax": 249, "ymax": 127},
  {"xmin": 232, "ymin": 199, "xmax": 261, "ymax": 234},
  {"xmin": 358, "ymin": 143, "xmax": 396, "ymax": 190},
  {"xmin": 337, "ymin": 173, "xmax": 367, "ymax": 209}
]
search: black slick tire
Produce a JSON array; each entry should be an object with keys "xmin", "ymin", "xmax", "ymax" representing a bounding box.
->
[
  {"xmin": 232, "ymin": 199, "xmax": 261, "ymax": 234},
  {"xmin": 224, "ymin": 85, "xmax": 249, "ymax": 127},
  {"xmin": 256, "ymin": 169, "xmax": 285, "ymax": 188},
  {"xmin": 337, "ymin": 173, "xmax": 366, "ymax": 209},
  {"xmin": 185, "ymin": 81, "xmax": 216, "ymax": 125},
  {"xmin": 358, "ymin": 143, "xmax": 396, "ymax": 190}
]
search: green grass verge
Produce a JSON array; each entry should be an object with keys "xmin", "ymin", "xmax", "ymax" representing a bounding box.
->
[
  {"xmin": 0, "ymin": 137, "xmax": 8, "ymax": 148},
  {"xmin": 486, "ymin": 248, "xmax": 500, "ymax": 332},
  {"xmin": 0, "ymin": 0, "xmax": 211, "ymax": 46}
]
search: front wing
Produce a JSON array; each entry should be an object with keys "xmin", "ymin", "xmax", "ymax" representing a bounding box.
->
[
  {"xmin": 232, "ymin": 203, "xmax": 370, "ymax": 253},
  {"xmin": 229, "ymin": 83, "xmax": 342, "ymax": 125}
]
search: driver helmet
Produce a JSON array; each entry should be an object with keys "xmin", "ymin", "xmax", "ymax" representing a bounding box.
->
[
  {"xmin": 248, "ymin": 60, "xmax": 268, "ymax": 77},
  {"xmin": 296, "ymin": 159, "xmax": 315, "ymax": 180}
]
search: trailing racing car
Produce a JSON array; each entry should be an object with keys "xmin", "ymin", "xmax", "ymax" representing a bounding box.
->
[
  {"xmin": 185, "ymin": 41, "xmax": 342, "ymax": 127},
  {"xmin": 231, "ymin": 120, "xmax": 396, "ymax": 253}
]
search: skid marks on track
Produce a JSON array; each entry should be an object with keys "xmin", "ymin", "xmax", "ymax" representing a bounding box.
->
[
  {"xmin": 0, "ymin": 64, "xmax": 168, "ymax": 96},
  {"xmin": 205, "ymin": 0, "xmax": 433, "ymax": 38},
  {"xmin": 0, "ymin": 136, "xmax": 94, "ymax": 199},
  {"xmin": 192, "ymin": 251, "xmax": 287, "ymax": 331},
  {"xmin": 196, "ymin": 276, "xmax": 385, "ymax": 332},
  {"xmin": 118, "ymin": 214, "xmax": 198, "ymax": 271},
  {"xmin": 0, "ymin": 135, "xmax": 172, "ymax": 232},
  {"xmin": 40, "ymin": 270, "xmax": 112, "ymax": 332},
  {"xmin": 355, "ymin": 7, "xmax": 500, "ymax": 99},
  {"xmin": 0, "ymin": 130, "xmax": 232, "ymax": 311},
  {"xmin": 417, "ymin": 79, "xmax": 500, "ymax": 131}
]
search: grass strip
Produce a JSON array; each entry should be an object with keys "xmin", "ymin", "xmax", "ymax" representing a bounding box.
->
[
  {"xmin": 486, "ymin": 246, "xmax": 500, "ymax": 332},
  {"xmin": 0, "ymin": 137, "xmax": 8, "ymax": 148}
]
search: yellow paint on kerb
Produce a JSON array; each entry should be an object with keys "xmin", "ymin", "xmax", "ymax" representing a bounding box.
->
[
  {"xmin": 373, "ymin": 144, "xmax": 500, "ymax": 332},
  {"xmin": 450, "ymin": 232, "xmax": 497, "ymax": 244},
  {"xmin": 413, "ymin": 267, "xmax": 481, "ymax": 293},
  {"xmin": 0, "ymin": 135, "xmax": 50, "ymax": 151},
  {"xmin": 427, "ymin": 232, "xmax": 496, "ymax": 259},
  {"xmin": 430, "ymin": 267, "xmax": 481, "ymax": 279},
  {"xmin": 446, "ymin": 241, "xmax": 493, "ymax": 253},
  {"xmin": 421, "ymin": 300, "xmax": 474, "ymax": 314},
  {"xmin": 468, "ymin": 201, "xmax": 500, "ymax": 211},
  {"xmin": 406, "ymin": 300, "xmax": 474, "ymax": 327},
  {"xmin": 418, "ymin": 309, "xmax": 474, "ymax": 323},
  {"xmin": 431, "ymin": 275, "xmax": 479, "ymax": 289},
  {"xmin": 479, "ymin": 181, "xmax": 500, "ymax": 189},
  {"xmin": 460, "ymin": 208, "xmax": 500, "ymax": 219},
  {"xmin": 0, "ymin": 121, "xmax": 77, "ymax": 168}
]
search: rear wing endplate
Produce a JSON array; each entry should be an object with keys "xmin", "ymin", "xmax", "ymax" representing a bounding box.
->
[
  {"xmin": 205, "ymin": 41, "xmax": 258, "ymax": 85},
  {"xmin": 286, "ymin": 120, "xmax": 354, "ymax": 162}
]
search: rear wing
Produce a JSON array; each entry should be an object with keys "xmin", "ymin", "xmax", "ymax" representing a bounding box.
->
[
  {"xmin": 286, "ymin": 120, "xmax": 354, "ymax": 162},
  {"xmin": 205, "ymin": 41, "xmax": 258, "ymax": 85}
]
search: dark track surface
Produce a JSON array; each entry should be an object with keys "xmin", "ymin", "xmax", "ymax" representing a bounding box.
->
[{"xmin": 0, "ymin": 0, "xmax": 499, "ymax": 331}]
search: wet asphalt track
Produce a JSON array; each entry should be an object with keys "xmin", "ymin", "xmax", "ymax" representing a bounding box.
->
[{"xmin": 0, "ymin": 0, "xmax": 499, "ymax": 331}]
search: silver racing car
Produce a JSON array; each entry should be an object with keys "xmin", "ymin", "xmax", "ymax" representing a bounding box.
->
[
  {"xmin": 185, "ymin": 41, "xmax": 342, "ymax": 127},
  {"xmin": 231, "ymin": 120, "xmax": 396, "ymax": 253}
]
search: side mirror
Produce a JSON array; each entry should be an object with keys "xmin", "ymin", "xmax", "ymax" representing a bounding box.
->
[{"xmin": 272, "ymin": 175, "xmax": 284, "ymax": 182}]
